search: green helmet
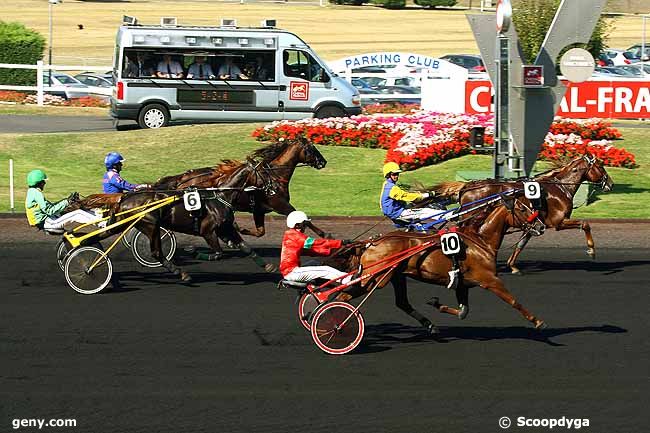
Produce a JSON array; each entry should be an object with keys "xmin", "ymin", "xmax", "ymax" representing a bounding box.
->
[{"xmin": 27, "ymin": 169, "xmax": 47, "ymax": 187}]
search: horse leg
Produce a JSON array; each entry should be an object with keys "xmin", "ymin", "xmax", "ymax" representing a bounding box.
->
[
  {"xmin": 506, "ymin": 233, "xmax": 531, "ymax": 275},
  {"xmin": 236, "ymin": 209, "xmax": 266, "ymax": 238},
  {"xmin": 556, "ymin": 219, "xmax": 595, "ymax": 258},
  {"xmin": 237, "ymin": 239, "xmax": 277, "ymax": 273},
  {"xmin": 141, "ymin": 222, "xmax": 191, "ymax": 282},
  {"xmin": 479, "ymin": 275, "xmax": 545, "ymax": 329},
  {"xmin": 199, "ymin": 229, "xmax": 225, "ymax": 261},
  {"xmin": 392, "ymin": 274, "xmax": 438, "ymax": 334},
  {"xmin": 427, "ymin": 284, "xmax": 469, "ymax": 320}
]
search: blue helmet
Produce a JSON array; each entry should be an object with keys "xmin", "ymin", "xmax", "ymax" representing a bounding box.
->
[{"xmin": 104, "ymin": 152, "xmax": 125, "ymax": 169}]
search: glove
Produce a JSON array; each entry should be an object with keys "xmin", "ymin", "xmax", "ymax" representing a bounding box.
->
[
  {"xmin": 421, "ymin": 192, "xmax": 431, "ymax": 200},
  {"xmin": 342, "ymin": 239, "xmax": 353, "ymax": 245},
  {"xmin": 135, "ymin": 184, "xmax": 150, "ymax": 191},
  {"xmin": 67, "ymin": 191, "xmax": 80, "ymax": 202}
]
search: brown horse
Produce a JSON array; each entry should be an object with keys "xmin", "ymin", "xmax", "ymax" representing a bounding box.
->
[
  {"xmin": 152, "ymin": 137, "xmax": 329, "ymax": 238},
  {"xmin": 432, "ymin": 154, "xmax": 613, "ymax": 274},
  {"xmin": 334, "ymin": 194, "xmax": 547, "ymax": 334}
]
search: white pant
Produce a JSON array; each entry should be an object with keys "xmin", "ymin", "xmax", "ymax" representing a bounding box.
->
[
  {"xmin": 399, "ymin": 207, "xmax": 446, "ymax": 222},
  {"xmin": 44, "ymin": 209, "xmax": 98, "ymax": 234},
  {"xmin": 284, "ymin": 266, "xmax": 352, "ymax": 285}
]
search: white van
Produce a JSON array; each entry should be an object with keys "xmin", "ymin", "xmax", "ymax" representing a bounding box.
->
[{"xmin": 110, "ymin": 20, "xmax": 361, "ymax": 129}]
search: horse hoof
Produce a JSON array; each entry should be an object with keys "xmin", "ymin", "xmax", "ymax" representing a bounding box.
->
[
  {"xmin": 264, "ymin": 263, "xmax": 278, "ymax": 273},
  {"xmin": 511, "ymin": 269, "xmax": 524, "ymax": 276},
  {"xmin": 534, "ymin": 320, "xmax": 547, "ymax": 330},
  {"xmin": 181, "ymin": 272, "xmax": 192, "ymax": 283},
  {"xmin": 427, "ymin": 323, "xmax": 440, "ymax": 335},
  {"xmin": 586, "ymin": 249, "xmax": 596, "ymax": 259}
]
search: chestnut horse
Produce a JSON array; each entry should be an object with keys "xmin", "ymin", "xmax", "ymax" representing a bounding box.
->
[
  {"xmin": 335, "ymin": 194, "xmax": 547, "ymax": 334},
  {"xmin": 151, "ymin": 137, "xmax": 329, "ymax": 238},
  {"xmin": 432, "ymin": 155, "xmax": 613, "ymax": 274}
]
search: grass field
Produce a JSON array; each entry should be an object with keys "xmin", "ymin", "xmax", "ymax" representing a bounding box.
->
[
  {"xmin": 3, "ymin": 0, "xmax": 647, "ymax": 67},
  {"xmin": 0, "ymin": 123, "xmax": 647, "ymax": 217}
]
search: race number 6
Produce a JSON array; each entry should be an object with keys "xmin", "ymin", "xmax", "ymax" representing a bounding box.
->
[
  {"xmin": 523, "ymin": 181, "xmax": 541, "ymax": 199},
  {"xmin": 183, "ymin": 191, "xmax": 202, "ymax": 211},
  {"xmin": 440, "ymin": 232, "xmax": 461, "ymax": 256}
]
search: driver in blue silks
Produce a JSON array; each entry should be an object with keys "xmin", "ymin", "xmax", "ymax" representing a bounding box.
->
[{"xmin": 102, "ymin": 152, "xmax": 148, "ymax": 193}]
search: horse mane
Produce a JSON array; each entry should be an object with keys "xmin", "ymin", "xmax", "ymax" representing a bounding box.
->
[
  {"xmin": 250, "ymin": 139, "xmax": 292, "ymax": 163},
  {"xmin": 64, "ymin": 193, "xmax": 122, "ymax": 214}
]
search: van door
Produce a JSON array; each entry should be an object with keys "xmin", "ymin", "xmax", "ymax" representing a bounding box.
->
[{"xmin": 279, "ymin": 49, "xmax": 331, "ymax": 120}]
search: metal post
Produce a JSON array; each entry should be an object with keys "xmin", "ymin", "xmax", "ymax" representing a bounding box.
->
[
  {"xmin": 48, "ymin": 2, "xmax": 53, "ymax": 83},
  {"xmin": 37, "ymin": 61, "xmax": 44, "ymax": 106},
  {"xmin": 643, "ymin": 16, "xmax": 647, "ymax": 61},
  {"xmin": 9, "ymin": 159, "xmax": 15, "ymax": 213},
  {"xmin": 494, "ymin": 34, "xmax": 509, "ymax": 179}
]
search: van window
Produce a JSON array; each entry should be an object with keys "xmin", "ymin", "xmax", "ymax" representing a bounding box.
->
[{"xmin": 283, "ymin": 49, "xmax": 328, "ymax": 82}]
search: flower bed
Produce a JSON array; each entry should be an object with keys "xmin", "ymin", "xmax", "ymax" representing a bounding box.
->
[
  {"xmin": 0, "ymin": 90, "xmax": 29, "ymax": 103},
  {"xmin": 253, "ymin": 112, "xmax": 636, "ymax": 169},
  {"xmin": 362, "ymin": 102, "xmax": 420, "ymax": 115}
]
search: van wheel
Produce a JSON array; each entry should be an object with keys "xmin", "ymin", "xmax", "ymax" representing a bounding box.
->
[
  {"xmin": 138, "ymin": 104, "xmax": 169, "ymax": 129},
  {"xmin": 315, "ymin": 106, "xmax": 345, "ymax": 119}
]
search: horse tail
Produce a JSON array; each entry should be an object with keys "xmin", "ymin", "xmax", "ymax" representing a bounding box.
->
[{"xmin": 431, "ymin": 181, "xmax": 466, "ymax": 202}]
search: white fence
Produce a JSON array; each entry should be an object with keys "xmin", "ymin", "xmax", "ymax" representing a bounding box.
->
[{"xmin": 0, "ymin": 61, "xmax": 111, "ymax": 106}]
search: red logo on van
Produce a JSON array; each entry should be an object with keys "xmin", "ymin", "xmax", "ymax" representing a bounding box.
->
[{"xmin": 290, "ymin": 81, "xmax": 309, "ymax": 100}]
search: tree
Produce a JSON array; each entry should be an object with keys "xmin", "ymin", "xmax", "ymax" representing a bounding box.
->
[
  {"xmin": 512, "ymin": 0, "xmax": 610, "ymax": 64},
  {"xmin": 0, "ymin": 21, "xmax": 45, "ymax": 86}
]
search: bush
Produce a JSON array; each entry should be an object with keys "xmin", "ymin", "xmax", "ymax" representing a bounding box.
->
[
  {"xmin": 371, "ymin": 0, "xmax": 406, "ymax": 9},
  {"xmin": 329, "ymin": 0, "xmax": 369, "ymax": 4},
  {"xmin": 0, "ymin": 21, "xmax": 45, "ymax": 87},
  {"xmin": 414, "ymin": 0, "xmax": 457, "ymax": 7}
]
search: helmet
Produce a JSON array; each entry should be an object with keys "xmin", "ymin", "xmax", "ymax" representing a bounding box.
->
[
  {"xmin": 104, "ymin": 152, "xmax": 125, "ymax": 169},
  {"xmin": 383, "ymin": 162, "xmax": 402, "ymax": 178},
  {"xmin": 287, "ymin": 210, "xmax": 310, "ymax": 228},
  {"xmin": 27, "ymin": 169, "xmax": 47, "ymax": 187}
]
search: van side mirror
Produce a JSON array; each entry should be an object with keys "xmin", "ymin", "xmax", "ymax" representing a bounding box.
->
[{"xmin": 320, "ymin": 73, "xmax": 330, "ymax": 83}]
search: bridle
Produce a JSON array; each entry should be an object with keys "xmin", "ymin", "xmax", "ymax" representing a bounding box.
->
[{"xmin": 507, "ymin": 197, "xmax": 546, "ymax": 237}]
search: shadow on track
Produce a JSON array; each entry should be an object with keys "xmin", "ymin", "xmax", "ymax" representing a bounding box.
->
[
  {"xmin": 499, "ymin": 259, "xmax": 650, "ymax": 275},
  {"xmin": 354, "ymin": 323, "xmax": 627, "ymax": 354}
]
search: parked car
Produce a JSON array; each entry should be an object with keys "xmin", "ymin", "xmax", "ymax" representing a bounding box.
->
[
  {"xmin": 440, "ymin": 54, "xmax": 486, "ymax": 73},
  {"xmin": 603, "ymin": 49, "xmax": 637, "ymax": 66},
  {"xmin": 376, "ymin": 85, "xmax": 420, "ymax": 104},
  {"xmin": 596, "ymin": 53, "xmax": 614, "ymax": 67},
  {"xmin": 618, "ymin": 63, "xmax": 650, "ymax": 78},
  {"xmin": 626, "ymin": 44, "xmax": 650, "ymax": 61},
  {"xmin": 351, "ymin": 78, "xmax": 373, "ymax": 90},
  {"xmin": 74, "ymin": 72, "xmax": 114, "ymax": 98},
  {"xmin": 592, "ymin": 66, "xmax": 639, "ymax": 78},
  {"xmin": 357, "ymin": 88, "xmax": 384, "ymax": 105},
  {"xmin": 358, "ymin": 76, "xmax": 420, "ymax": 89},
  {"xmin": 43, "ymin": 72, "xmax": 89, "ymax": 99}
]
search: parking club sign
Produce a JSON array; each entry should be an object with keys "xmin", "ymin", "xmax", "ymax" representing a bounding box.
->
[{"xmin": 290, "ymin": 82, "xmax": 309, "ymax": 100}]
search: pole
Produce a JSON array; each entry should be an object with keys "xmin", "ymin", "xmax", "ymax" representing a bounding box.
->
[
  {"xmin": 494, "ymin": 34, "xmax": 510, "ymax": 179},
  {"xmin": 37, "ymin": 61, "xmax": 44, "ymax": 106},
  {"xmin": 48, "ymin": 2, "xmax": 53, "ymax": 83},
  {"xmin": 643, "ymin": 16, "xmax": 647, "ymax": 62},
  {"xmin": 9, "ymin": 159, "xmax": 15, "ymax": 213}
]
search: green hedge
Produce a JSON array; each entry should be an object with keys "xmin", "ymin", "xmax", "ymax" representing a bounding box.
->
[
  {"xmin": 371, "ymin": 0, "xmax": 406, "ymax": 9},
  {"xmin": 329, "ymin": 0, "xmax": 369, "ymax": 4},
  {"xmin": 0, "ymin": 21, "xmax": 45, "ymax": 86},
  {"xmin": 414, "ymin": 0, "xmax": 457, "ymax": 7}
]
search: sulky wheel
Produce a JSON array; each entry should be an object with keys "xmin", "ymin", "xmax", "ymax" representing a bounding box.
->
[
  {"xmin": 310, "ymin": 301, "xmax": 365, "ymax": 355},
  {"xmin": 56, "ymin": 239, "xmax": 70, "ymax": 272},
  {"xmin": 64, "ymin": 246, "xmax": 113, "ymax": 295},
  {"xmin": 298, "ymin": 293, "xmax": 322, "ymax": 331},
  {"xmin": 131, "ymin": 229, "xmax": 177, "ymax": 268},
  {"xmin": 121, "ymin": 227, "xmax": 139, "ymax": 249},
  {"xmin": 131, "ymin": 229, "xmax": 176, "ymax": 268}
]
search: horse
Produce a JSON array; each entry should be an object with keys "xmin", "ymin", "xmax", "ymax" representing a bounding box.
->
[
  {"xmin": 430, "ymin": 154, "xmax": 613, "ymax": 274},
  {"xmin": 151, "ymin": 137, "xmax": 329, "ymax": 239},
  {"xmin": 333, "ymin": 194, "xmax": 547, "ymax": 334}
]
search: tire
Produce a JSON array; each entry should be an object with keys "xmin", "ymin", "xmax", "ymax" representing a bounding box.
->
[
  {"xmin": 131, "ymin": 229, "xmax": 177, "ymax": 268},
  {"xmin": 310, "ymin": 301, "xmax": 365, "ymax": 355},
  {"xmin": 298, "ymin": 293, "xmax": 322, "ymax": 331},
  {"xmin": 64, "ymin": 246, "xmax": 113, "ymax": 295},
  {"xmin": 314, "ymin": 105, "xmax": 346, "ymax": 119},
  {"xmin": 138, "ymin": 104, "xmax": 169, "ymax": 129},
  {"xmin": 56, "ymin": 239, "xmax": 70, "ymax": 272},
  {"xmin": 121, "ymin": 227, "xmax": 139, "ymax": 250}
]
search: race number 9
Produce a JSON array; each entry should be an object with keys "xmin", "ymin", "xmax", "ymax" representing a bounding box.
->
[
  {"xmin": 183, "ymin": 191, "xmax": 202, "ymax": 211},
  {"xmin": 440, "ymin": 232, "xmax": 461, "ymax": 256},
  {"xmin": 523, "ymin": 181, "xmax": 541, "ymax": 199}
]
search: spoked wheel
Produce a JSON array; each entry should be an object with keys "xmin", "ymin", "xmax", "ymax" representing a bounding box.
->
[
  {"xmin": 131, "ymin": 229, "xmax": 177, "ymax": 268},
  {"xmin": 120, "ymin": 227, "xmax": 139, "ymax": 249},
  {"xmin": 298, "ymin": 293, "xmax": 322, "ymax": 331},
  {"xmin": 56, "ymin": 239, "xmax": 70, "ymax": 271},
  {"xmin": 64, "ymin": 246, "xmax": 113, "ymax": 295},
  {"xmin": 310, "ymin": 301, "xmax": 365, "ymax": 355}
]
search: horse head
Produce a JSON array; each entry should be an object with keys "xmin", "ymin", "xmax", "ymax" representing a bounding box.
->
[
  {"xmin": 502, "ymin": 196, "xmax": 546, "ymax": 237},
  {"xmin": 294, "ymin": 137, "xmax": 327, "ymax": 169},
  {"xmin": 580, "ymin": 154, "xmax": 613, "ymax": 192}
]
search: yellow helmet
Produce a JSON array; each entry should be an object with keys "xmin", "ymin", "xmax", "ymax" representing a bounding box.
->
[{"xmin": 382, "ymin": 162, "xmax": 402, "ymax": 178}]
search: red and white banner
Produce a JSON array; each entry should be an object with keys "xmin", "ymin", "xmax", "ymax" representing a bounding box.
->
[{"xmin": 466, "ymin": 80, "xmax": 650, "ymax": 119}]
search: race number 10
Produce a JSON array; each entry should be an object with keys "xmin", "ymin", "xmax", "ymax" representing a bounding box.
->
[
  {"xmin": 523, "ymin": 181, "xmax": 541, "ymax": 199},
  {"xmin": 440, "ymin": 232, "xmax": 461, "ymax": 256},
  {"xmin": 183, "ymin": 191, "xmax": 202, "ymax": 211}
]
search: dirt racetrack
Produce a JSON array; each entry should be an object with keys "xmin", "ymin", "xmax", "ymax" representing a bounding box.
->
[{"xmin": 1, "ymin": 217, "xmax": 648, "ymax": 433}]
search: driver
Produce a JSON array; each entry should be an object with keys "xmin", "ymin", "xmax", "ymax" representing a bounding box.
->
[
  {"xmin": 102, "ymin": 152, "xmax": 148, "ymax": 193},
  {"xmin": 280, "ymin": 211, "xmax": 356, "ymax": 284},
  {"xmin": 380, "ymin": 162, "xmax": 446, "ymax": 224},
  {"xmin": 25, "ymin": 169, "xmax": 96, "ymax": 234}
]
